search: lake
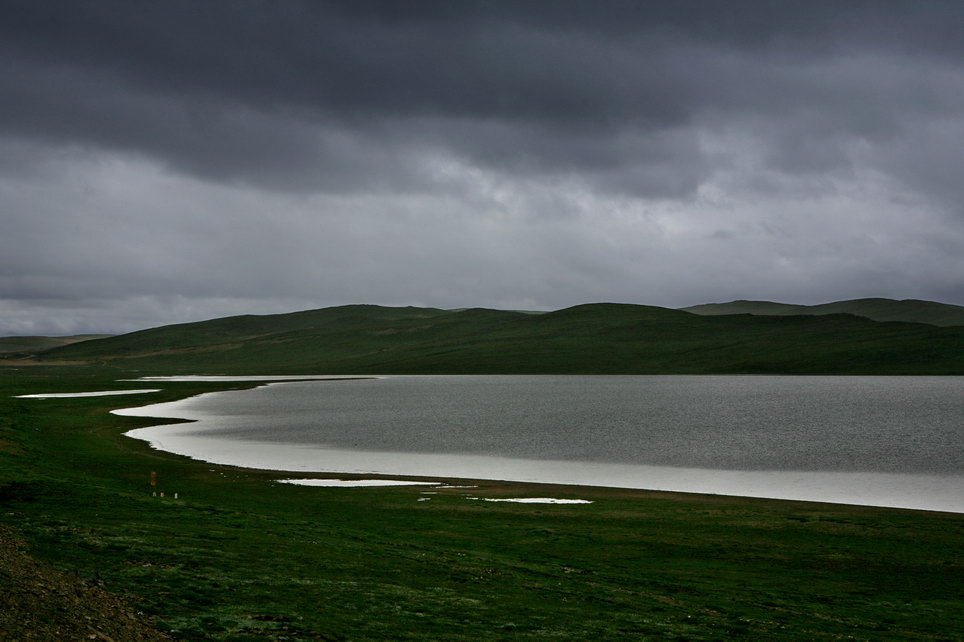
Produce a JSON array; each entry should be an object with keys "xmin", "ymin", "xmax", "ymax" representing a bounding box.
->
[{"xmin": 116, "ymin": 375, "xmax": 964, "ymax": 512}]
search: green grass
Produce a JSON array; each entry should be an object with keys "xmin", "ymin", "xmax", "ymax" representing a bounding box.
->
[
  {"xmin": 1, "ymin": 368, "xmax": 962, "ymax": 640},
  {"xmin": 37, "ymin": 303, "xmax": 964, "ymax": 374}
]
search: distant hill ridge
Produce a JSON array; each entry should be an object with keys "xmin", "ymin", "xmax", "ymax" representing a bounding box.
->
[
  {"xmin": 39, "ymin": 300, "xmax": 964, "ymax": 375},
  {"xmin": 0, "ymin": 334, "xmax": 112, "ymax": 356},
  {"xmin": 680, "ymin": 297, "xmax": 964, "ymax": 327}
]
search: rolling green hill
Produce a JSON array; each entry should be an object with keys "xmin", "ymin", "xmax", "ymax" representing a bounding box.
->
[
  {"xmin": 41, "ymin": 303, "xmax": 964, "ymax": 375},
  {"xmin": 681, "ymin": 297, "xmax": 964, "ymax": 326},
  {"xmin": 0, "ymin": 334, "xmax": 112, "ymax": 356}
]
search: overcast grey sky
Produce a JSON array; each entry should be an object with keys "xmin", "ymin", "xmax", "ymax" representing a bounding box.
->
[{"xmin": 3, "ymin": 1, "xmax": 964, "ymax": 335}]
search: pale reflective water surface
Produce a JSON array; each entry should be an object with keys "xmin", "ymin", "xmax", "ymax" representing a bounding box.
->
[{"xmin": 117, "ymin": 375, "xmax": 964, "ymax": 512}]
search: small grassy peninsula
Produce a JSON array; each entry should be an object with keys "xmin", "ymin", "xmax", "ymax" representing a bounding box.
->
[{"xmin": 1, "ymin": 368, "xmax": 962, "ymax": 640}]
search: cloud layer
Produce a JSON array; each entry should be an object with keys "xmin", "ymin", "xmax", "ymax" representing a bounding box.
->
[{"xmin": 3, "ymin": 1, "xmax": 964, "ymax": 334}]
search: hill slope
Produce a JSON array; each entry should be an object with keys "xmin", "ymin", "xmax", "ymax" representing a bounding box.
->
[
  {"xmin": 0, "ymin": 527, "xmax": 170, "ymax": 641},
  {"xmin": 0, "ymin": 334, "xmax": 112, "ymax": 357},
  {"xmin": 42, "ymin": 303, "xmax": 964, "ymax": 375},
  {"xmin": 681, "ymin": 298, "xmax": 964, "ymax": 326}
]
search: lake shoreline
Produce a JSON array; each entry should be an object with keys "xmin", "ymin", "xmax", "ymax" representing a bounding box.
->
[
  {"xmin": 5, "ymin": 369, "xmax": 963, "ymax": 639},
  {"xmin": 110, "ymin": 376, "xmax": 964, "ymax": 514}
]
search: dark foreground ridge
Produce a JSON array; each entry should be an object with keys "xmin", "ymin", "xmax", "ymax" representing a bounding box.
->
[
  {"xmin": 0, "ymin": 526, "xmax": 170, "ymax": 641},
  {"xmin": 36, "ymin": 301, "xmax": 964, "ymax": 374}
]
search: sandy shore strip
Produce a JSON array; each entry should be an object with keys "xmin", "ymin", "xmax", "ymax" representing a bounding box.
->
[
  {"xmin": 116, "ymin": 416, "xmax": 964, "ymax": 513},
  {"xmin": 121, "ymin": 375, "xmax": 378, "ymax": 382},
  {"xmin": 16, "ymin": 389, "xmax": 162, "ymax": 398},
  {"xmin": 276, "ymin": 480, "xmax": 593, "ymax": 503},
  {"xmin": 473, "ymin": 498, "xmax": 593, "ymax": 504},
  {"xmin": 277, "ymin": 479, "xmax": 438, "ymax": 487}
]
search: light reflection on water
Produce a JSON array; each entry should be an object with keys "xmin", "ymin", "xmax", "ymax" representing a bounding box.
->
[{"xmin": 116, "ymin": 375, "xmax": 964, "ymax": 512}]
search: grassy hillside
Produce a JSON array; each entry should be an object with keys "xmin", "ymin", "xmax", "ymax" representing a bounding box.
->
[
  {"xmin": 682, "ymin": 297, "xmax": 964, "ymax": 326},
  {"xmin": 40, "ymin": 303, "xmax": 964, "ymax": 375},
  {"xmin": 0, "ymin": 334, "xmax": 112, "ymax": 356}
]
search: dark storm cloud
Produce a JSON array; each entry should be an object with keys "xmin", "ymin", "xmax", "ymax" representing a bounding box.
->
[
  {"xmin": 3, "ymin": 1, "xmax": 964, "ymax": 334},
  {"xmin": 2, "ymin": 0, "xmax": 962, "ymax": 196}
]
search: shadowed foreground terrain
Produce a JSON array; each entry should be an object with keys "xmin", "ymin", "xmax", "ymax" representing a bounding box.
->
[
  {"xmin": 0, "ymin": 526, "xmax": 171, "ymax": 641},
  {"xmin": 1, "ymin": 370, "xmax": 962, "ymax": 640}
]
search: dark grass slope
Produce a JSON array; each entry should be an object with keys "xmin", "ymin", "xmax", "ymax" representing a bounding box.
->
[
  {"xmin": 0, "ymin": 334, "xmax": 112, "ymax": 356},
  {"xmin": 42, "ymin": 303, "xmax": 964, "ymax": 375},
  {"xmin": 682, "ymin": 297, "xmax": 964, "ymax": 326},
  {"xmin": 54, "ymin": 305, "xmax": 455, "ymax": 355}
]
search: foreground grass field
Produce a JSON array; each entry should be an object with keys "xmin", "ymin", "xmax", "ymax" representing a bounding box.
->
[{"xmin": 2, "ymin": 367, "xmax": 963, "ymax": 640}]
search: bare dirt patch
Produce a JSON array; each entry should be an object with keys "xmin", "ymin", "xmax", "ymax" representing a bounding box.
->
[{"xmin": 0, "ymin": 526, "xmax": 171, "ymax": 641}]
